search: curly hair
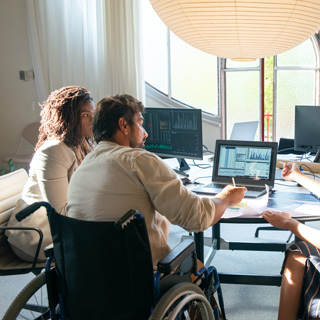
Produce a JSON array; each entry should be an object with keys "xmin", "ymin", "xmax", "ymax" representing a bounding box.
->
[
  {"xmin": 93, "ymin": 94, "xmax": 145, "ymax": 143},
  {"xmin": 36, "ymin": 86, "xmax": 94, "ymax": 162}
]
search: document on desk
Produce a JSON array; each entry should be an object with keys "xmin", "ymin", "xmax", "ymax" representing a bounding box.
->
[
  {"xmin": 223, "ymin": 186, "xmax": 320, "ymax": 219},
  {"xmin": 223, "ymin": 185, "xmax": 269, "ymax": 219},
  {"xmin": 289, "ymin": 203, "xmax": 320, "ymax": 217}
]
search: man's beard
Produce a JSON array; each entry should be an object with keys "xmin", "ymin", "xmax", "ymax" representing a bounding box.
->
[{"xmin": 129, "ymin": 134, "xmax": 146, "ymax": 149}]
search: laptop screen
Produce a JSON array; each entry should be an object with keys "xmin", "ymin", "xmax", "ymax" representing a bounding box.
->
[
  {"xmin": 229, "ymin": 121, "xmax": 259, "ymax": 140},
  {"xmin": 213, "ymin": 140, "xmax": 278, "ymax": 187}
]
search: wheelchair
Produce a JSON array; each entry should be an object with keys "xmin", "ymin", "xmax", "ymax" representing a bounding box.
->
[{"xmin": 3, "ymin": 201, "xmax": 226, "ymax": 320}]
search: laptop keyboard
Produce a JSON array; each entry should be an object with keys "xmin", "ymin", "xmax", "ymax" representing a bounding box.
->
[{"xmin": 204, "ymin": 182, "xmax": 265, "ymax": 192}]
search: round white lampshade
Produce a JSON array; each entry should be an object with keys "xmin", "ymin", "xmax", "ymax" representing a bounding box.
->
[{"xmin": 150, "ymin": 0, "xmax": 320, "ymax": 61}]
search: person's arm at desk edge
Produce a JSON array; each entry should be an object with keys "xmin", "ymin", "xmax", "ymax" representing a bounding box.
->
[
  {"xmin": 283, "ymin": 162, "xmax": 320, "ymax": 197},
  {"xmin": 262, "ymin": 211, "xmax": 320, "ymax": 249},
  {"xmin": 210, "ymin": 185, "xmax": 247, "ymax": 225}
]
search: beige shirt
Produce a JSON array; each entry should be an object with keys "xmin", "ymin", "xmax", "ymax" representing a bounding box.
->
[
  {"xmin": 67, "ymin": 141, "xmax": 216, "ymax": 266},
  {"xmin": 6, "ymin": 140, "xmax": 78, "ymax": 261}
]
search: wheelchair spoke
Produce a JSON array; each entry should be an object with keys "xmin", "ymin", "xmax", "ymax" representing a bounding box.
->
[{"xmin": 3, "ymin": 273, "xmax": 53, "ymax": 320}]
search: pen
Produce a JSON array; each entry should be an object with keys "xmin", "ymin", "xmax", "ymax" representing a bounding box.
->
[
  {"xmin": 232, "ymin": 177, "xmax": 236, "ymax": 187},
  {"xmin": 310, "ymin": 192, "xmax": 320, "ymax": 201},
  {"xmin": 278, "ymin": 161, "xmax": 291, "ymax": 167},
  {"xmin": 278, "ymin": 161, "xmax": 303, "ymax": 171}
]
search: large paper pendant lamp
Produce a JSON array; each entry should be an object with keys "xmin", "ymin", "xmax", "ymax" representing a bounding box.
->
[{"xmin": 150, "ymin": 0, "xmax": 320, "ymax": 61}]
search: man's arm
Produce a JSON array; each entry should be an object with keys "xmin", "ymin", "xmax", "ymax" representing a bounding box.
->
[{"xmin": 210, "ymin": 185, "xmax": 247, "ymax": 225}]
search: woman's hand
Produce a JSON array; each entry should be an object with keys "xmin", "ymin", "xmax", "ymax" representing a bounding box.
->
[
  {"xmin": 282, "ymin": 162, "xmax": 300, "ymax": 181},
  {"xmin": 261, "ymin": 210, "xmax": 292, "ymax": 229}
]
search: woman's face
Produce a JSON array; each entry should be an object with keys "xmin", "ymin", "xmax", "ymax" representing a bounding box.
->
[{"xmin": 80, "ymin": 100, "xmax": 95, "ymax": 138}]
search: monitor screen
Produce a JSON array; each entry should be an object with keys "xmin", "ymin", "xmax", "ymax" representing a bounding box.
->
[
  {"xmin": 143, "ymin": 107, "xmax": 203, "ymax": 160},
  {"xmin": 213, "ymin": 140, "xmax": 278, "ymax": 187},
  {"xmin": 294, "ymin": 105, "xmax": 320, "ymax": 154}
]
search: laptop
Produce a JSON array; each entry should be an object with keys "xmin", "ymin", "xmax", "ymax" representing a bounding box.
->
[
  {"xmin": 230, "ymin": 121, "xmax": 259, "ymax": 140},
  {"xmin": 193, "ymin": 140, "xmax": 278, "ymax": 198}
]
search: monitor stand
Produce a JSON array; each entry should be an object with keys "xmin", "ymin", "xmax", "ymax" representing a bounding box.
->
[{"xmin": 173, "ymin": 158, "xmax": 190, "ymax": 177}]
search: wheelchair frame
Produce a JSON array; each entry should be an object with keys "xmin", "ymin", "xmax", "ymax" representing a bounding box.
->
[{"xmin": 3, "ymin": 201, "xmax": 226, "ymax": 320}]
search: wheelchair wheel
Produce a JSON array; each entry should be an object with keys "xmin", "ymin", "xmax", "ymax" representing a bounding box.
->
[
  {"xmin": 3, "ymin": 272, "xmax": 52, "ymax": 320},
  {"xmin": 150, "ymin": 282, "xmax": 215, "ymax": 320}
]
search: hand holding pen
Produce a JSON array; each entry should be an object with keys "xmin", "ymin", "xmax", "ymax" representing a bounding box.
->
[{"xmin": 280, "ymin": 162, "xmax": 301, "ymax": 181}]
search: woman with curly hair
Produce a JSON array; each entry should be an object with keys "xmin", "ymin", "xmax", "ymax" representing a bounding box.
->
[{"xmin": 6, "ymin": 86, "xmax": 95, "ymax": 262}]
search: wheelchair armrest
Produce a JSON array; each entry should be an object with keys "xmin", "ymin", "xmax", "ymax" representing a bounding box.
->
[
  {"xmin": 157, "ymin": 239, "xmax": 195, "ymax": 274},
  {"xmin": 44, "ymin": 243, "xmax": 54, "ymax": 258}
]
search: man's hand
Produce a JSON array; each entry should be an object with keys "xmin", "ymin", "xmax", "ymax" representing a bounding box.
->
[
  {"xmin": 214, "ymin": 185, "xmax": 247, "ymax": 207},
  {"xmin": 210, "ymin": 185, "xmax": 247, "ymax": 225}
]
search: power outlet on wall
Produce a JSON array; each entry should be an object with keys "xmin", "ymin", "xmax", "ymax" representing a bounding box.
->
[{"xmin": 19, "ymin": 70, "xmax": 34, "ymax": 81}]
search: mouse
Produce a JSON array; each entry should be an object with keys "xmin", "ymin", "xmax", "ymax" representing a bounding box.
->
[{"xmin": 181, "ymin": 177, "xmax": 192, "ymax": 186}]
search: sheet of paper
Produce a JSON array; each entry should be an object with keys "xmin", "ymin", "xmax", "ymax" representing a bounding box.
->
[
  {"xmin": 222, "ymin": 185, "xmax": 269, "ymax": 219},
  {"xmin": 288, "ymin": 203, "xmax": 320, "ymax": 217}
]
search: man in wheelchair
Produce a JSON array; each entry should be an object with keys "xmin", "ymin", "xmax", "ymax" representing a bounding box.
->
[
  {"xmin": 64, "ymin": 94, "xmax": 245, "ymax": 319},
  {"xmin": 4, "ymin": 95, "xmax": 246, "ymax": 319},
  {"xmin": 67, "ymin": 93, "xmax": 246, "ymax": 267}
]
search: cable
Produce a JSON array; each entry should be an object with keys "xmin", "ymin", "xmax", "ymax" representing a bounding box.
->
[
  {"xmin": 298, "ymin": 164, "xmax": 316, "ymax": 179},
  {"xmin": 203, "ymin": 144, "xmax": 214, "ymax": 154},
  {"xmin": 192, "ymin": 175, "xmax": 212, "ymax": 184},
  {"xmin": 190, "ymin": 159, "xmax": 212, "ymax": 169}
]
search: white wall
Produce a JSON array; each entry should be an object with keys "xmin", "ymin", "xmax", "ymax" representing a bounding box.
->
[{"xmin": 0, "ymin": 0, "xmax": 40, "ymax": 164}]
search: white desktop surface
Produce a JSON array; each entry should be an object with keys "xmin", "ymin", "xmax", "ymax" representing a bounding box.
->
[{"xmin": 163, "ymin": 156, "xmax": 320, "ymax": 218}]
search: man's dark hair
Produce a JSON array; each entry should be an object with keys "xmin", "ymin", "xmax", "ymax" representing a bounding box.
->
[{"xmin": 93, "ymin": 94, "xmax": 145, "ymax": 143}]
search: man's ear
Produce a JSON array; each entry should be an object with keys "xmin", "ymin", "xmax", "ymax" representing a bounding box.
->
[{"xmin": 118, "ymin": 118, "xmax": 129, "ymax": 134}]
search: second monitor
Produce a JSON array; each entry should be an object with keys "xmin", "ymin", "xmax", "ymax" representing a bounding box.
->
[
  {"xmin": 143, "ymin": 107, "xmax": 203, "ymax": 174},
  {"xmin": 295, "ymin": 105, "xmax": 320, "ymax": 154}
]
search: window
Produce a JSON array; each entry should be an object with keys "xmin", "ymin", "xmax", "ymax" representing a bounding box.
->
[
  {"xmin": 143, "ymin": 0, "xmax": 218, "ymax": 115},
  {"xmin": 143, "ymin": 0, "xmax": 168, "ymax": 94},
  {"xmin": 143, "ymin": 0, "xmax": 320, "ymax": 142},
  {"xmin": 170, "ymin": 33, "xmax": 217, "ymax": 114},
  {"xmin": 274, "ymin": 39, "xmax": 320, "ymax": 141},
  {"xmin": 223, "ymin": 60, "xmax": 261, "ymax": 140}
]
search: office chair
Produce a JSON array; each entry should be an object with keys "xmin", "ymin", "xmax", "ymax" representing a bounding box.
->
[
  {"xmin": 0, "ymin": 169, "xmax": 45, "ymax": 276},
  {"xmin": 0, "ymin": 170, "xmax": 47, "ymax": 318},
  {"xmin": 277, "ymin": 138, "xmax": 304, "ymax": 155},
  {"xmin": 3, "ymin": 202, "xmax": 226, "ymax": 320}
]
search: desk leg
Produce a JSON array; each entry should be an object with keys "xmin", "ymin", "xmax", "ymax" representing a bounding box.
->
[
  {"xmin": 194, "ymin": 232, "xmax": 204, "ymax": 262},
  {"xmin": 212, "ymin": 222, "xmax": 221, "ymax": 250}
]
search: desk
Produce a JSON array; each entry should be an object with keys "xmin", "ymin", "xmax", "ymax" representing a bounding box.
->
[
  {"xmin": 196, "ymin": 184, "xmax": 320, "ymax": 286},
  {"xmin": 167, "ymin": 157, "xmax": 320, "ymax": 286}
]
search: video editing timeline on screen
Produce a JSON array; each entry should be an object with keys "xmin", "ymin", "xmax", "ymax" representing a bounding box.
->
[
  {"xmin": 144, "ymin": 108, "xmax": 202, "ymax": 159},
  {"xmin": 218, "ymin": 146, "xmax": 272, "ymax": 179}
]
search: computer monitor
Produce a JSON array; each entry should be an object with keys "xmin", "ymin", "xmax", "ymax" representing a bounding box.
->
[
  {"xmin": 294, "ymin": 105, "xmax": 320, "ymax": 154},
  {"xmin": 143, "ymin": 107, "xmax": 203, "ymax": 174}
]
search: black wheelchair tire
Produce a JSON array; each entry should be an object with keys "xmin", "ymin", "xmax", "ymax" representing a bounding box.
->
[{"xmin": 149, "ymin": 282, "xmax": 215, "ymax": 320}]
